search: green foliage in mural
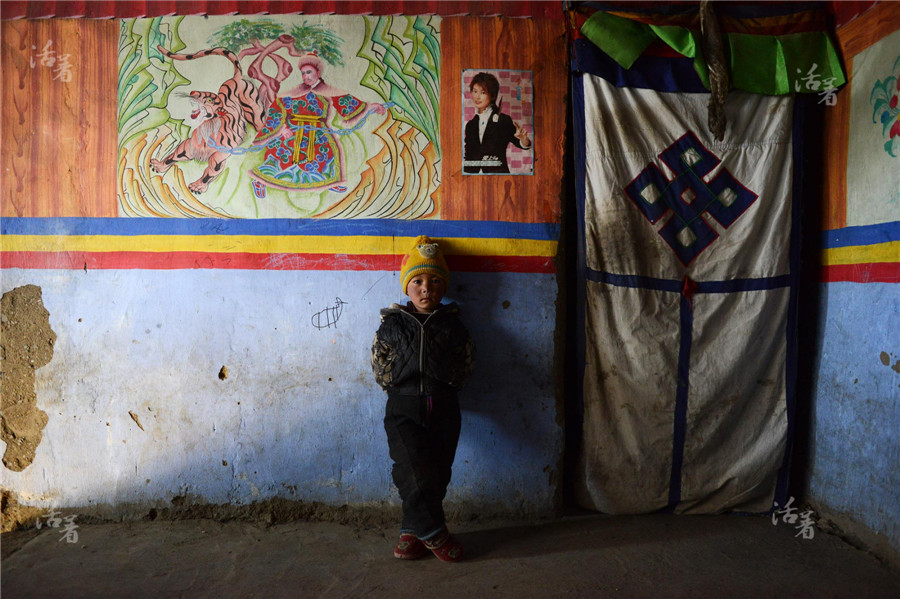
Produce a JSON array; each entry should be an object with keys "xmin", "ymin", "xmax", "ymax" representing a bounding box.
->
[
  {"xmin": 357, "ymin": 16, "xmax": 440, "ymax": 151},
  {"xmin": 289, "ymin": 22, "xmax": 345, "ymax": 66},
  {"xmin": 205, "ymin": 19, "xmax": 344, "ymax": 66},
  {"xmin": 207, "ymin": 19, "xmax": 284, "ymax": 53},
  {"xmin": 118, "ymin": 17, "xmax": 191, "ymax": 145}
]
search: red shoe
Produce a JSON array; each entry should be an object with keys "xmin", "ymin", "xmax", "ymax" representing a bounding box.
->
[
  {"xmin": 394, "ymin": 533, "xmax": 427, "ymax": 560},
  {"xmin": 423, "ymin": 528, "xmax": 463, "ymax": 562}
]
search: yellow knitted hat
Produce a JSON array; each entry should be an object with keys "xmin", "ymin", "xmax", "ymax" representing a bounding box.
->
[{"xmin": 400, "ymin": 235, "xmax": 449, "ymax": 294}]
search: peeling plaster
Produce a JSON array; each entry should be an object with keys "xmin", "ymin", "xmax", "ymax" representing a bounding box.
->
[
  {"xmin": 878, "ymin": 351, "xmax": 900, "ymax": 374},
  {"xmin": 1, "ymin": 285, "xmax": 57, "ymax": 472},
  {"xmin": 129, "ymin": 411, "xmax": 146, "ymax": 431}
]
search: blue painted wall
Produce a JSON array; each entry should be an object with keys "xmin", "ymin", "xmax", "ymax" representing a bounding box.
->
[
  {"xmin": 808, "ymin": 281, "xmax": 900, "ymax": 555},
  {"xmin": 0, "ymin": 268, "xmax": 561, "ymax": 514}
]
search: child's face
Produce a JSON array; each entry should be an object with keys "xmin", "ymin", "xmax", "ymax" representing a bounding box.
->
[{"xmin": 407, "ymin": 274, "xmax": 447, "ymax": 313}]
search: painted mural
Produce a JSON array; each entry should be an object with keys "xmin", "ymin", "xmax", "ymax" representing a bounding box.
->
[
  {"xmin": 870, "ymin": 51, "xmax": 900, "ymax": 157},
  {"xmin": 118, "ymin": 15, "xmax": 441, "ymax": 219},
  {"xmin": 846, "ymin": 28, "xmax": 900, "ymax": 227}
]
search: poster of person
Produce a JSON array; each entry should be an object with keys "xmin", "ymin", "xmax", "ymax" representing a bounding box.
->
[
  {"xmin": 118, "ymin": 15, "xmax": 441, "ymax": 219},
  {"xmin": 462, "ymin": 69, "xmax": 534, "ymax": 175}
]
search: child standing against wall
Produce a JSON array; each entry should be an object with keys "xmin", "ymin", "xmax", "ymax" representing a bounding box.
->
[{"xmin": 371, "ymin": 236, "xmax": 475, "ymax": 562}]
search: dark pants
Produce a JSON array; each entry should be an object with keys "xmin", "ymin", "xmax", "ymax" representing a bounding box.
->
[{"xmin": 384, "ymin": 391, "xmax": 461, "ymax": 540}]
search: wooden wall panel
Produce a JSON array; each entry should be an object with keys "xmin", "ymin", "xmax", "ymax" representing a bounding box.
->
[
  {"xmin": 835, "ymin": 0, "xmax": 900, "ymax": 58},
  {"xmin": 821, "ymin": 55, "xmax": 851, "ymax": 231},
  {"xmin": 1, "ymin": 16, "xmax": 566, "ymax": 222},
  {"xmin": 439, "ymin": 17, "xmax": 567, "ymax": 223},
  {"xmin": 1, "ymin": 19, "xmax": 118, "ymax": 218}
]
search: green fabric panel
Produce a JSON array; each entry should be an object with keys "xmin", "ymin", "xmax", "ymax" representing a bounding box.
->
[
  {"xmin": 729, "ymin": 31, "xmax": 846, "ymax": 95},
  {"xmin": 780, "ymin": 32, "xmax": 847, "ymax": 93},
  {"xmin": 729, "ymin": 34, "xmax": 787, "ymax": 94},
  {"xmin": 581, "ymin": 11, "xmax": 847, "ymax": 97},
  {"xmin": 581, "ymin": 11, "xmax": 657, "ymax": 69},
  {"xmin": 649, "ymin": 25, "xmax": 710, "ymax": 90},
  {"xmin": 649, "ymin": 25, "xmax": 697, "ymax": 57}
]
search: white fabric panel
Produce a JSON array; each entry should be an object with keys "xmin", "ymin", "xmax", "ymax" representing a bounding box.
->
[
  {"xmin": 679, "ymin": 288, "xmax": 789, "ymax": 514},
  {"xmin": 577, "ymin": 73, "xmax": 795, "ymax": 514},
  {"xmin": 582, "ymin": 75, "xmax": 794, "ymax": 280},
  {"xmin": 577, "ymin": 282, "xmax": 679, "ymax": 513}
]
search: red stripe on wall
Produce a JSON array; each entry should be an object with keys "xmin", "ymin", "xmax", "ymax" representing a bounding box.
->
[
  {"xmin": 821, "ymin": 263, "xmax": 900, "ymax": 284},
  {"xmin": 1, "ymin": 252, "xmax": 557, "ymax": 274}
]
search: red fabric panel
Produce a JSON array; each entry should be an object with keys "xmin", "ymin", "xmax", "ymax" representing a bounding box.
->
[
  {"xmin": 0, "ymin": 0, "xmax": 564, "ymax": 20},
  {"xmin": 829, "ymin": 0, "xmax": 878, "ymax": 28}
]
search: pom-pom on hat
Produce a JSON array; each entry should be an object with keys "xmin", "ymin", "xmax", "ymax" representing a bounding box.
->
[{"xmin": 400, "ymin": 235, "xmax": 449, "ymax": 294}]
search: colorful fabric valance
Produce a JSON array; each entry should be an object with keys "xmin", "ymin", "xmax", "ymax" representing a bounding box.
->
[{"xmin": 579, "ymin": 7, "xmax": 846, "ymax": 96}]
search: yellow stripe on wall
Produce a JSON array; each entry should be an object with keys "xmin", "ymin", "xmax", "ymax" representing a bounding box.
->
[
  {"xmin": 2, "ymin": 235, "xmax": 558, "ymax": 258},
  {"xmin": 822, "ymin": 241, "xmax": 900, "ymax": 266}
]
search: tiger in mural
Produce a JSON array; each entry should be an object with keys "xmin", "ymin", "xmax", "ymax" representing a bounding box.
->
[{"xmin": 150, "ymin": 46, "xmax": 266, "ymax": 194}]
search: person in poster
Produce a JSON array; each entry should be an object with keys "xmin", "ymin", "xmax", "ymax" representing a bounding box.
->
[
  {"xmin": 463, "ymin": 71, "xmax": 532, "ymax": 174},
  {"xmin": 248, "ymin": 51, "xmax": 387, "ymax": 197}
]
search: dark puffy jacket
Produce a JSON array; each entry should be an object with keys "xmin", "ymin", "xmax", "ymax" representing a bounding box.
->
[{"xmin": 371, "ymin": 302, "xmax": 474, "ymax": 395}]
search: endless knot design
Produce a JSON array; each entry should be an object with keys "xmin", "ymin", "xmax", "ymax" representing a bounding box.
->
[{"xmin": 624, "ymin": 131, "xmax": 758, "ymax": 266}]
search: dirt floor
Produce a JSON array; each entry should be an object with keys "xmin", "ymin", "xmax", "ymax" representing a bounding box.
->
[{"xmin": 2, "ymin": 513, "xmax": 898, "ymax": 598}]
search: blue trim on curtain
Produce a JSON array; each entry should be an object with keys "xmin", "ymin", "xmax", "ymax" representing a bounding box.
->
[
  {"xmin": 573, "ymin": 73, "xmax": 588, "ymax": 473},
  {"xmin": 572, "ymin": 38, "xmax": 707, "ymax": 93},
  {"xmin": 586, "ymin": 270, "xmax": 682, "ymax": 293},
  {"xmin": 667, "ymin": 292, "xmax": 694, "ymax": 510},
  {"xmin": 697, "ymin": 276, "xmax": 792, "ymax": 293},
  {"xmin": 587, "ymin": 269, "xmax": 792, "ymax": 294},
  {"xmin": 774, "ymin": 95, "xmax": 804, "ymax": 509}
]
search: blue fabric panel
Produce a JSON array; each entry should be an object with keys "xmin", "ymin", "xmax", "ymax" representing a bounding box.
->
[
  {"xmin": 774, "ymin": 96, "xmax": 805, "ymax": 509},
  {"xmin": 587, "ymin": 269, "xmax": 791, "ymax": 294},
  {"xmin": 586, "ymin": 269, "xmax": 682, "ymax": 293},
  {"xmin": 573, "ymin": 73, "xmax": 589, "ymax": 451},
  {"xmin": 571, "ymin": 38, "xmax": 708, "ymax": 93},
  {"xmin": 667, "ymin": 292, "xmax": 694, "ymax": 510}
]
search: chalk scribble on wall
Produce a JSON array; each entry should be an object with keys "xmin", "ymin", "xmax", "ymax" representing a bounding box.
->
[{"xmin": 118, "ymin": 15, "xmax": 441, "ymax": 219}]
